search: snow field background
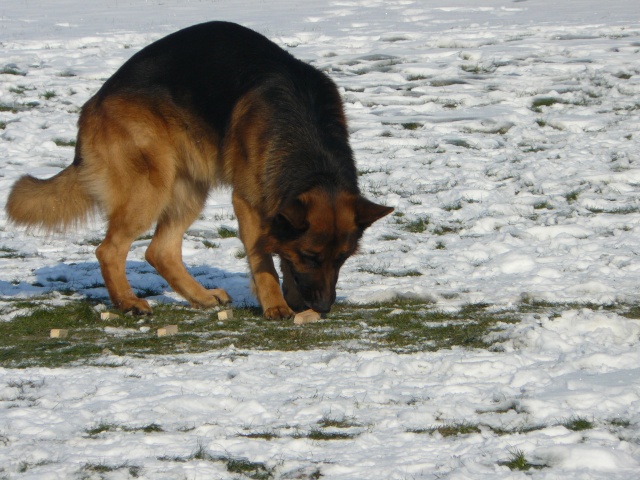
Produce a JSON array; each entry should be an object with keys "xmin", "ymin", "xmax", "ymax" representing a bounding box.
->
[{"xmin": 1, "ymin": 0, "xmax": 640, "ymax": 478}]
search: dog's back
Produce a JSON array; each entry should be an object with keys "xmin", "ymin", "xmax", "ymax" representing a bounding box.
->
[
  {"xmin": 97, "ymin": 22, "xmax": 294, "ymax": 133},
  {"xmin": 96, "ymin": 21, "xmax": 359, "ymax": 215}
]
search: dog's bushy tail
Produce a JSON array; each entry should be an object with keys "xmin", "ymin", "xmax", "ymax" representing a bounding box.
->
[{"xmin": 5, "ymin": 163, "xmax": 96, "ymax": 232}]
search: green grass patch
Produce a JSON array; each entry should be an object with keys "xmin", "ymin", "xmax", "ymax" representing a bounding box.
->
[
  {"xmin": 82, "ymin": 462, "xmax": 141, "ymax": 477},
  {"xmin": 53, "ymin": 138, "xmax": 76, "ymax": 147},
  {"xmin": 305, "ymin": 428, "xmax": 357, "ymax": 441},
  {"xmin": 0, "ymin": 301, "xmax": 105, "ymax": 367},
  {"xmin": 432, "ymin": 223, "xmax": 463, "ymax": 236},
  {"xmin": 11, "ymin": 301, "xmax": 629, "ymax": 368},
  {"xmin": 318, "ymin": 416, "xmax": 362, "ymax": 429},
  {"xmin": 85, "ymin": 421, "xmax": 119, "ymax": 437},
  {"xmin": 442, "ymin": 100, "xmax": 460, "ymax": 109},
  {"xmin": 488, "ymin": 424, "xmax": 547, "ymax": 436},
  {"xmin": 81, "ymin": 237, "xmax": 103, "ymax": 247},
  {"xmin": 443, "ymin": 201, "xmax": 462, "ymax": 212},
  {"xmin": 409, "ymin": 421, "xmax": 480, "ymax": 437},
  {"xmin": 436, "ymin": 422, "xmax": 481, "ymax": 436},
  {"xmin": 18, "ymin": 460, "xmax": 54, "ymax": 473},
  {"xmin": 446, "ymin": 138, "xmax": 477, "ymax": 149},
  {"xmin": 530, "ymin": 96, "xmax": 584, "ymax": 113},
  {"xmin": 9, "ymin": 86, "xmax": 28, "ymax": 95},
  {"xmin": 565, "ymin": 190, "xmax": 580, "ymax": 203},
  {"xmin": 202, "ymin": 239, "xmax": 220, "ymax": 249},
  {"xmin": 585, "ymin": 204, "xmax": 640, "ymax": 214},
  {"xmin": 0, "ymin": 101, "xmax": 39, "ymax": 113},
  {"xmin": 160, "ymin": 442, "xmax": 213, "ymax": 463},
  {"xmin": 358, "ymin": 166, "xmax": 391, "ymax": 176},
  {"xmin": 429, "ymin": 78, "xmax": 468, "ymax": 87},
  {"xmin": 159, "ymin": 444, "xmax": 273, "ymax": 479},
  {"xmin": 0, "ymin": 298, "xmax": 519, "ymax": 367},
  {"xmin": 358, "ymin": 265, "xmax": 422, "ymax": 277},
  {"xmin": 0, "ymin": 103, "xmax": 17, "ymax": 113},
  {"xmin": 533, "ymin": 200, "xmax": 554, "ymax": 210},
  {"xmin": 499, "ymin": 448, "xmax": 542, "ymax": 471},
  {"xmin": 401, "ymin": 122, "xmax": 422, "ymax": 130},
  {"xmin": 563, "ymin": 416, "xmax": 594, "ymax": 431},
  {"xmin": 401, "ymin": 217, "xmax": 428, "ymax": 233},
  {"xmin": 218, "ymin": 226, "xmax": 238, "ymax": 238},
  {"xmin": 58, "ymin": 69, "xmax": 77, "ymax": 77},
  {"xmin": 1, "ymin": 64, "xmax": 26, "ymax": 76},
  {"xmin": 225, "ymin": 457, "xmax": 273, "ymax": 479},
  {"xmin": 86, "ymin": 422, "xmax": 164, "ymax": 437},
  {"xmin": 239, "ymin": 418, "xmax": 363, "ymax": 443},
  {"xmin": 531, "ymin": 97, "xmax": 562, "ymax": 112},
  {"xmin": 240, "ymin": 429, "xmax": 280, "ymax": 441},
  {"xmin": 0, "ymin": 246, "xmax": 26, "ymax": 259},
  {"xmin": 622, "ymin": 305, "xmax": 640, "ymax": 319},
  {"xmin": 461, "ymin": 63, "xmax": 495, "ymax": 74},
  {"xmin": 608, "ymin": 418, "xmax": 631, "ymax": 428}
]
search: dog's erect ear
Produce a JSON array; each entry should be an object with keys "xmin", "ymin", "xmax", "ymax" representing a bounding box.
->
[
  {"xmin": 272, "ymin": 198, "xmax": 309, "ymax": 237},
  {"xmin": 355, "ymin": 196, "xmax": 394, "ymax": 230}
]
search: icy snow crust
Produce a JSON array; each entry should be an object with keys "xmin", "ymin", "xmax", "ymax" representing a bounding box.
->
[{"xmin": 1, "ymin": 0, "xmax": 640, "ymax": 478}]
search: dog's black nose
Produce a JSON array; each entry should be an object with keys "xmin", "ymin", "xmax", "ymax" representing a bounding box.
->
[{"xmin": 309, "ymin": 299, "xmax": 332, "ymax": 314}]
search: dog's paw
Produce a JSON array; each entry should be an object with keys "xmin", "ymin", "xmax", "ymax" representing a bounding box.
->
[
  {"xmin": 118, "ymin": 298, "xmax": 153, "ymax": 315},
  {"xmin": 264, "ymin": 305, "xmax": 295, "ymax": 320},
  {"xmin": 208, "ymin": 288, "xmax": 231, "ymax": 305},
  {"xmin": 193, "ymin": 288, "xmax": 232, "ymax": 308}
]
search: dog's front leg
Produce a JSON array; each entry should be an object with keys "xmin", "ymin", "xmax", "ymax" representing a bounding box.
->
[
  {"xmin": 280, "ymin": 259, "xmax": 306, "ymax": 312},
  {"xmin": 232, "ymin": 192, "xmax": 294, "ymax": 320}
]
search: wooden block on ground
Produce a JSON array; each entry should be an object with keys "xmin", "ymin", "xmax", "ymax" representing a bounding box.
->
[
  {"xmin": 157, "ymin": 325, "xmax": 179, "ymax": 337},
  {"xmin": 217, "ymin": 309, "xmax": 233, "ymax": 321},
  {"xmin": 294, "ymin": 309, "xmax": 322, "ymax": 325},
  {"xmin": 100, "ymin": 312, "xmax": 120, "ymax": 321},
  {"xmin": 50, "ymin": 329, "xmax": 68, "ymax": 339}
]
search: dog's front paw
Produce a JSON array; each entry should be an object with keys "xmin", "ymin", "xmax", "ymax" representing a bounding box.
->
[
  {"xmin": 117, "ymin": 297, "xmax": 152, "ymax": 315},
  {"xmin": 208, "ymin": 288, "xmax": 231, "ymax": 305},
  {"xmin": 192, "ymin": 288, "xmax": 232, "ymax": 308},
  {"xmin": 264, "ymin": 305, "xmax": 295, "ymax": 320}
]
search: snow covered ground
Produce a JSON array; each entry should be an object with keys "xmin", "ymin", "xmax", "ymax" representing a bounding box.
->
[{"xmin": 1, "ymin": 0, "xmax": 640, "ymax": 478}]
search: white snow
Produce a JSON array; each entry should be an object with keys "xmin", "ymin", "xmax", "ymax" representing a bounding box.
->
[{"xmin": 1, "ymin": 0, "xmax": 640, "ymax": 478}]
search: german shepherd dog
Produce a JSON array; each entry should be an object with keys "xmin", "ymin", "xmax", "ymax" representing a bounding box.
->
[{"xmin": 5, "ymin": 22, "xmax": 393, "ymax": 319}]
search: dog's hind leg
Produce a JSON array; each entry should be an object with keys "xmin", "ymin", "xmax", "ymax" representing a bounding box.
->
[
  {"xmin": 145, "ymin": 180, "xmax": 231, "ymax": 308},
  {"xmin": 93, "ymin": 150, "xmax": 176, "ymax": 314},
  {"xmin": 96, "ymin": 200, "xmax": 162, "ymax": 315},
  {"xmin": 83, "ymin": 95, "xmax": 179, "ymax": 314}
]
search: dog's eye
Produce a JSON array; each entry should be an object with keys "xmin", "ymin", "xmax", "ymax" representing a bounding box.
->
[{"xmin": 300, "ymin": 252, "xmax": 321, "ymax": 267}]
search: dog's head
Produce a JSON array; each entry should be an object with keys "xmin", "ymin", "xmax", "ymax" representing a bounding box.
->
[{"xmin": 269, "ymin": 188, "xmax": 393, "ymax": 313}]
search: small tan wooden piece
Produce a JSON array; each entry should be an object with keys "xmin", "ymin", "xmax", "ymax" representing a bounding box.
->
[
  {"xmin": 293, "ymin": 309, "xmax": 322, "ymax": 325},
  {"xmin": 217, "ymin": 309, "xmax": 234, "ymax": 321},
  {"xmin": 50, "ymin": 329, "xmax": 69, "ymax": 339},
  {"xmin": 157, "ymin": 325, "xmax": 179, "ymax": 337},
  {"xmin": 100, "ymin": 312, "xmax": 120, "ymax": 320}
]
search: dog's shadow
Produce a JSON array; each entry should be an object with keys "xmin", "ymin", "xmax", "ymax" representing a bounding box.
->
[{"xmin": 1, "ymin": 261, "xmax": 252, "ymax": 307}]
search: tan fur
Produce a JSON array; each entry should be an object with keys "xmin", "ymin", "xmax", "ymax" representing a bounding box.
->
[
  {"xmin": 6, "ymin": 92, "xmax": 231, "ymax": 314},
  {"xmin": 5, "ymin": 164, "xmax": 96, "ymax": 233}
]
